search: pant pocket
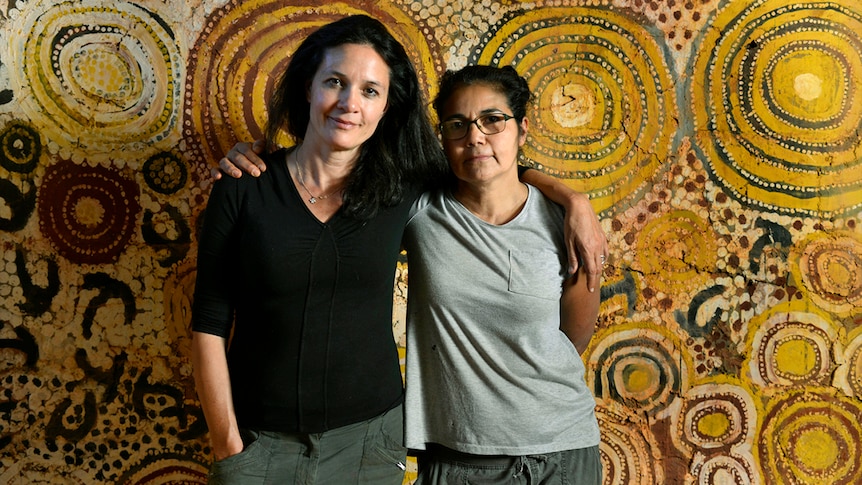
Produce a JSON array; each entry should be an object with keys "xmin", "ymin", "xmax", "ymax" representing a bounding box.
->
[
  {"xmin": 208, "ymin": 429, "xmax": 267, "ymax": 484},
  {"xmin": 359, "ymin": 407, "xmax": 408, "ymax": 484}
]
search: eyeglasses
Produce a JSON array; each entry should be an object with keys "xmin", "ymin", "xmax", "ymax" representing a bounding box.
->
[{"xmin": 439, "ymin": 113, "xmax": 515, "ymax": 140}]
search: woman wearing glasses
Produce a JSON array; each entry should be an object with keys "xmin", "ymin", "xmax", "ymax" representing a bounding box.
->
[{"xmin": 403, "ymin": 65, "xmax": 602, "ymax": 484}]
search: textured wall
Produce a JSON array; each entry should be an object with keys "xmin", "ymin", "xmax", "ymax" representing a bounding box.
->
[{"xmin": 1, "ymin": 0, "xmax": 860, "ymax": 483}]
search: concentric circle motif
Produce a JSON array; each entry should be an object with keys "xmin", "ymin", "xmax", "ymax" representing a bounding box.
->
[
  {"xmin": 789, "ymin": 231, "xmax": 862, "ymax": 317},
  {"xmin": 670, "ymin": 382, "xmax": 757, "ymax": 454},
  {"xmin": 834, "ymin": 327, "xmax": 862, "ymax": 398},
  {"xmin": 635, "ymin": 211, "xmax": 717, "ymax": 296},
  {"xmin": 0, "ymin": 120, "xmax": 40, "ymax": 174},
  {"xmin": 11, "ymin": 0, "xmax": 182, "ymax": 154},
  {"xmin": 758, "ymin": 390, "xmax": 862, "ymax": 484},
  {"xmin": 474, "ymin": 7, "xmax": 678, "ymax": 215},
  {"xmin": 691, "ymin": 0, "xmax": 862, "ymax": 217},
  {"xmin": 142, "ymin": 151, "xmax": 187, "ymax": 195},
  {"xmin": 596, "ymin": 405, "xmax": 664, "ymax": 485},
  {"xmin": 747, "ymin": 302, "xmax": 839, "ymax": 388},
  {"xmin": 37, "ymin": 160, "xmax": 140, "ymax": 264},
  {"xmin": 184, "ymin": 0, "xmax": 440, "ymax": 168},
  {"xmin": 587, "ymin": 324, "xmax": 691, "ymax": 419},
  {"xmin": 691, "ymin": 451, "xmax": 760, "ymax": 485},
  {"xmin": 115, "ymin": 452, "xmax": 207, "ymax": 484}
]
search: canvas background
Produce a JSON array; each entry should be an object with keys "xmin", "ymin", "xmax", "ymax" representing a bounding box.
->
[{"xmin": 1, "ymin": 0, "xmax": 860, "ymax": 483}]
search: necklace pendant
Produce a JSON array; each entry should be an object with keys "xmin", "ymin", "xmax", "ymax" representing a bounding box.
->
[{"xmin": 309, "ymin": 196, "xmax": 318, "ymax": 204}]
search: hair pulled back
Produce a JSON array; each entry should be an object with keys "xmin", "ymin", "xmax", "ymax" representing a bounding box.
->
[{"xmin": 432, "ymin": 65, "xmax": 533, "ymax": 123}]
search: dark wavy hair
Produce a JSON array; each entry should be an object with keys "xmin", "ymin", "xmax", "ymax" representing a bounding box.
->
[
  {"xmin": 432, "ymin": 65, "xmax": 533, "ymax": 124},
  {"xmin": 265, "ymin": 15, "xmax": 447, "ymax": 219}
]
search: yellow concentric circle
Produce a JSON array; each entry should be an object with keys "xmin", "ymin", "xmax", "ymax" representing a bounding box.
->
[
  {"xmin": 747, "ymin": 302, "xmax": 839, "ymax": 388},
  {"xmin": 636, "ymin": 210, "xmax": 717, "ymax": 295},
  {"xmin": 691, "ymin": 0, "xmax": 862, "ymax": 217},
  {"xmin": 587, "ymin": 322, "xmax": 692, "ymax": 419},
  {"xmin": 475, "ymin": 8, "xmax": 678, "ymax": 215},
  {"xmin": 758, "ymin": 390, "xmax": 862, "ymax": 484},
  {"xmin": 789, "ymin": 231, "xmax": 862, "ymax": 317},
  {"xmin": 10, "ymin": 0, "xmax": 182, "ymax": 155}
]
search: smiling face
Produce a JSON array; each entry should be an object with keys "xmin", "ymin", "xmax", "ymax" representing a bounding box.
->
[
  {"xmin": 304, "ymin": 43, "xmax": 390, "ymax": 158},
  {"xmin": 440, "ymin": 83, "xmax": 528, "ymax": 187}
]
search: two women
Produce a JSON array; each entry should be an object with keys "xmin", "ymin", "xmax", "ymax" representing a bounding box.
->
[{"xmin": 193, "ymin": 14, "xmax": 606, "ymax": 484}]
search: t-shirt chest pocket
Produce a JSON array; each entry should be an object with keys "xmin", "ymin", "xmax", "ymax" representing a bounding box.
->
[{"xmin": 507, "ymin": 249, "xmax": 564, "ymax": 300}]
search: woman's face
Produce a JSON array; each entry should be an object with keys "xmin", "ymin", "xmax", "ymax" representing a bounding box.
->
[
  {"xmin": 304, "ymin": 43, "xmax": 390, "ymax": 155},
  {"xmin": 440, "ymin": 84, "xmax": 527, "ymax": 186}
]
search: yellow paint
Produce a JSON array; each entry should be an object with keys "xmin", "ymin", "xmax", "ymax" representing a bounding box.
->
[
  {"xmin": 476, "ymin": 7, "xmax": 677, "ymax": 214},
  {"xmin": 789, "ymin": 232, "xmax": 862, "ymax": 316},
  {"xmin": 793, "ymin": 427, "xmax": 840, "ymax": 471},
  {"xmin": 691, "ymin": 1, "xmax": 862, "ymax": 216},
  {"xmin": 697, "ymin": 411, "xmax": 731, "ymax": 439},
  {"xmin": 772, "ymin": 49, "xmax": 842, "ymax": 118},
  {"xmin": 72, "ymin": 47, "xmax": 138, "ymax": 101},
  {"xmin": 551, "ymin": 82, "xmax": 595, "ymax": 128},
  {"xmin": 73, "ymin": 197, "xmax": 105, "ymax": 227},
  {"xmin": 774, "ymin": 339, "xmax": 817, "ymax": 377},
  {"xmin": 637, "ymin": 211, "xmax": 716, "ymax": 294},
  {"xmin": 826, "ymin": 260, "xmax": 854, "ymax": 296},
  {"xmin": 624, "ymin": 364, "xmax": 652, "ymax": 394}
]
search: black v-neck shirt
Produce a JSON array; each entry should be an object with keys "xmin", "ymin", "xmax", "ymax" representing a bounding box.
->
[{"xmin": 193, "ymin": 149, "xmax": 415, "ymax": 432}]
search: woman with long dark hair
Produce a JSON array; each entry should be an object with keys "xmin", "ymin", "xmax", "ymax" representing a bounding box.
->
[{"xmin": 192, "ymin": 15, "xmax": 446, "ymax": 484}]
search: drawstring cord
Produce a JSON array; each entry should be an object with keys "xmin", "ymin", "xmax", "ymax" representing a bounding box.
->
[{"xmin": 513, "ymin": 455, "xmax": 549, "ymax": 480}]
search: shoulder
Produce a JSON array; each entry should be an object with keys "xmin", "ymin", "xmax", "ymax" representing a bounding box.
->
[
  {"xmin": 527, "ymin": 186, "xmax": 565, "ymax": 219},
  {"xmin": 407, "ymin": 189, "xmax": 449, "ymax": 221},
  {"xmin": 213, "ymin": 149, "xmax": 287, "ymax": 189},
  {"xmin": 519, "ymin": 186, "xmax": 565, "ymax": 238},
  {"xmin": 261, "ymin": 148, "xmax": 288, "ymax": 168}
]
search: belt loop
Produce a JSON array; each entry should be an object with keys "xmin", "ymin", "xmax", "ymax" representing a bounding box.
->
[{"xmin": 532, "ymin": 453, "xmax": 549, "ymax": 463}]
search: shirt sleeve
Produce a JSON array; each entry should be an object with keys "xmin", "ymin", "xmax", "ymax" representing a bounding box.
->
[
  {"xmin": 191, "ymin": 177, "xmax": 243, "ymax": 337},
  {"xmin": 406, "ymin": 190, "xmax": 434, "ymax": 222}
]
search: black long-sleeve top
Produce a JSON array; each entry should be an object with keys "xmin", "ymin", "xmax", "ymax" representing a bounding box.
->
[{"xmin": 192, "ymin": 149, "xmax": 412, "ymax": 433}]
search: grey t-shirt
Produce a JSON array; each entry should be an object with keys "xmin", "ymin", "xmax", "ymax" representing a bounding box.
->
[{"xmin": 403, "ymin": 185, "xmax": 600, "ymax": 455}]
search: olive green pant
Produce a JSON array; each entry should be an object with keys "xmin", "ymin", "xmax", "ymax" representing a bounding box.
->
[
  {"xmin": 207, "ymin": 405, "xmax": 406, "ymax": 485},
  {"xmin": 415, "ymin": 444, "xmax": 602, "ymax": 485}
]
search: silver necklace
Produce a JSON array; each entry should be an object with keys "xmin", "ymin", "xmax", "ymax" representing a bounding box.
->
[{"xmin": 293, "ymin": 149, "xmax": 340, "ymax": 204}]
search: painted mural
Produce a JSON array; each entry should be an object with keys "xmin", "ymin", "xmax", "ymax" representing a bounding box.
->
[{"xmin": 0, "ymin": 0, "xmax": 860, "ymax": 483}]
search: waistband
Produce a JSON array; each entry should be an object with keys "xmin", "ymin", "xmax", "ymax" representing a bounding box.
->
[{"xmin": 424, "ymin": 444, "xmax": 516, "ymax": 466}]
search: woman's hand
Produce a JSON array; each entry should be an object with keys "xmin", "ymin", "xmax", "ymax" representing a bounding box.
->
[
  {"xmin": 210, "ymin": 139, "xmax": 268, "ymax": 180},
  {"xmin": 562, "ymin": 192, "xmax": 608, "ymax": 293},
  {"xmin": 212, "ymin": 433, "xmax": 245, "ymax": 461}
]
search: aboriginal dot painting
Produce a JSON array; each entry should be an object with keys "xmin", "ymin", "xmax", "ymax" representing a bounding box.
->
[{"xmin": 0, "ymin": 0, "xmax": 859, "ymax": 483}]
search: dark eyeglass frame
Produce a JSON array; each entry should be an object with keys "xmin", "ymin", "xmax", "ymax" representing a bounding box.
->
[{"xmin": 439, "ymin": 112, "xmax": 515, "ymax": 140}]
